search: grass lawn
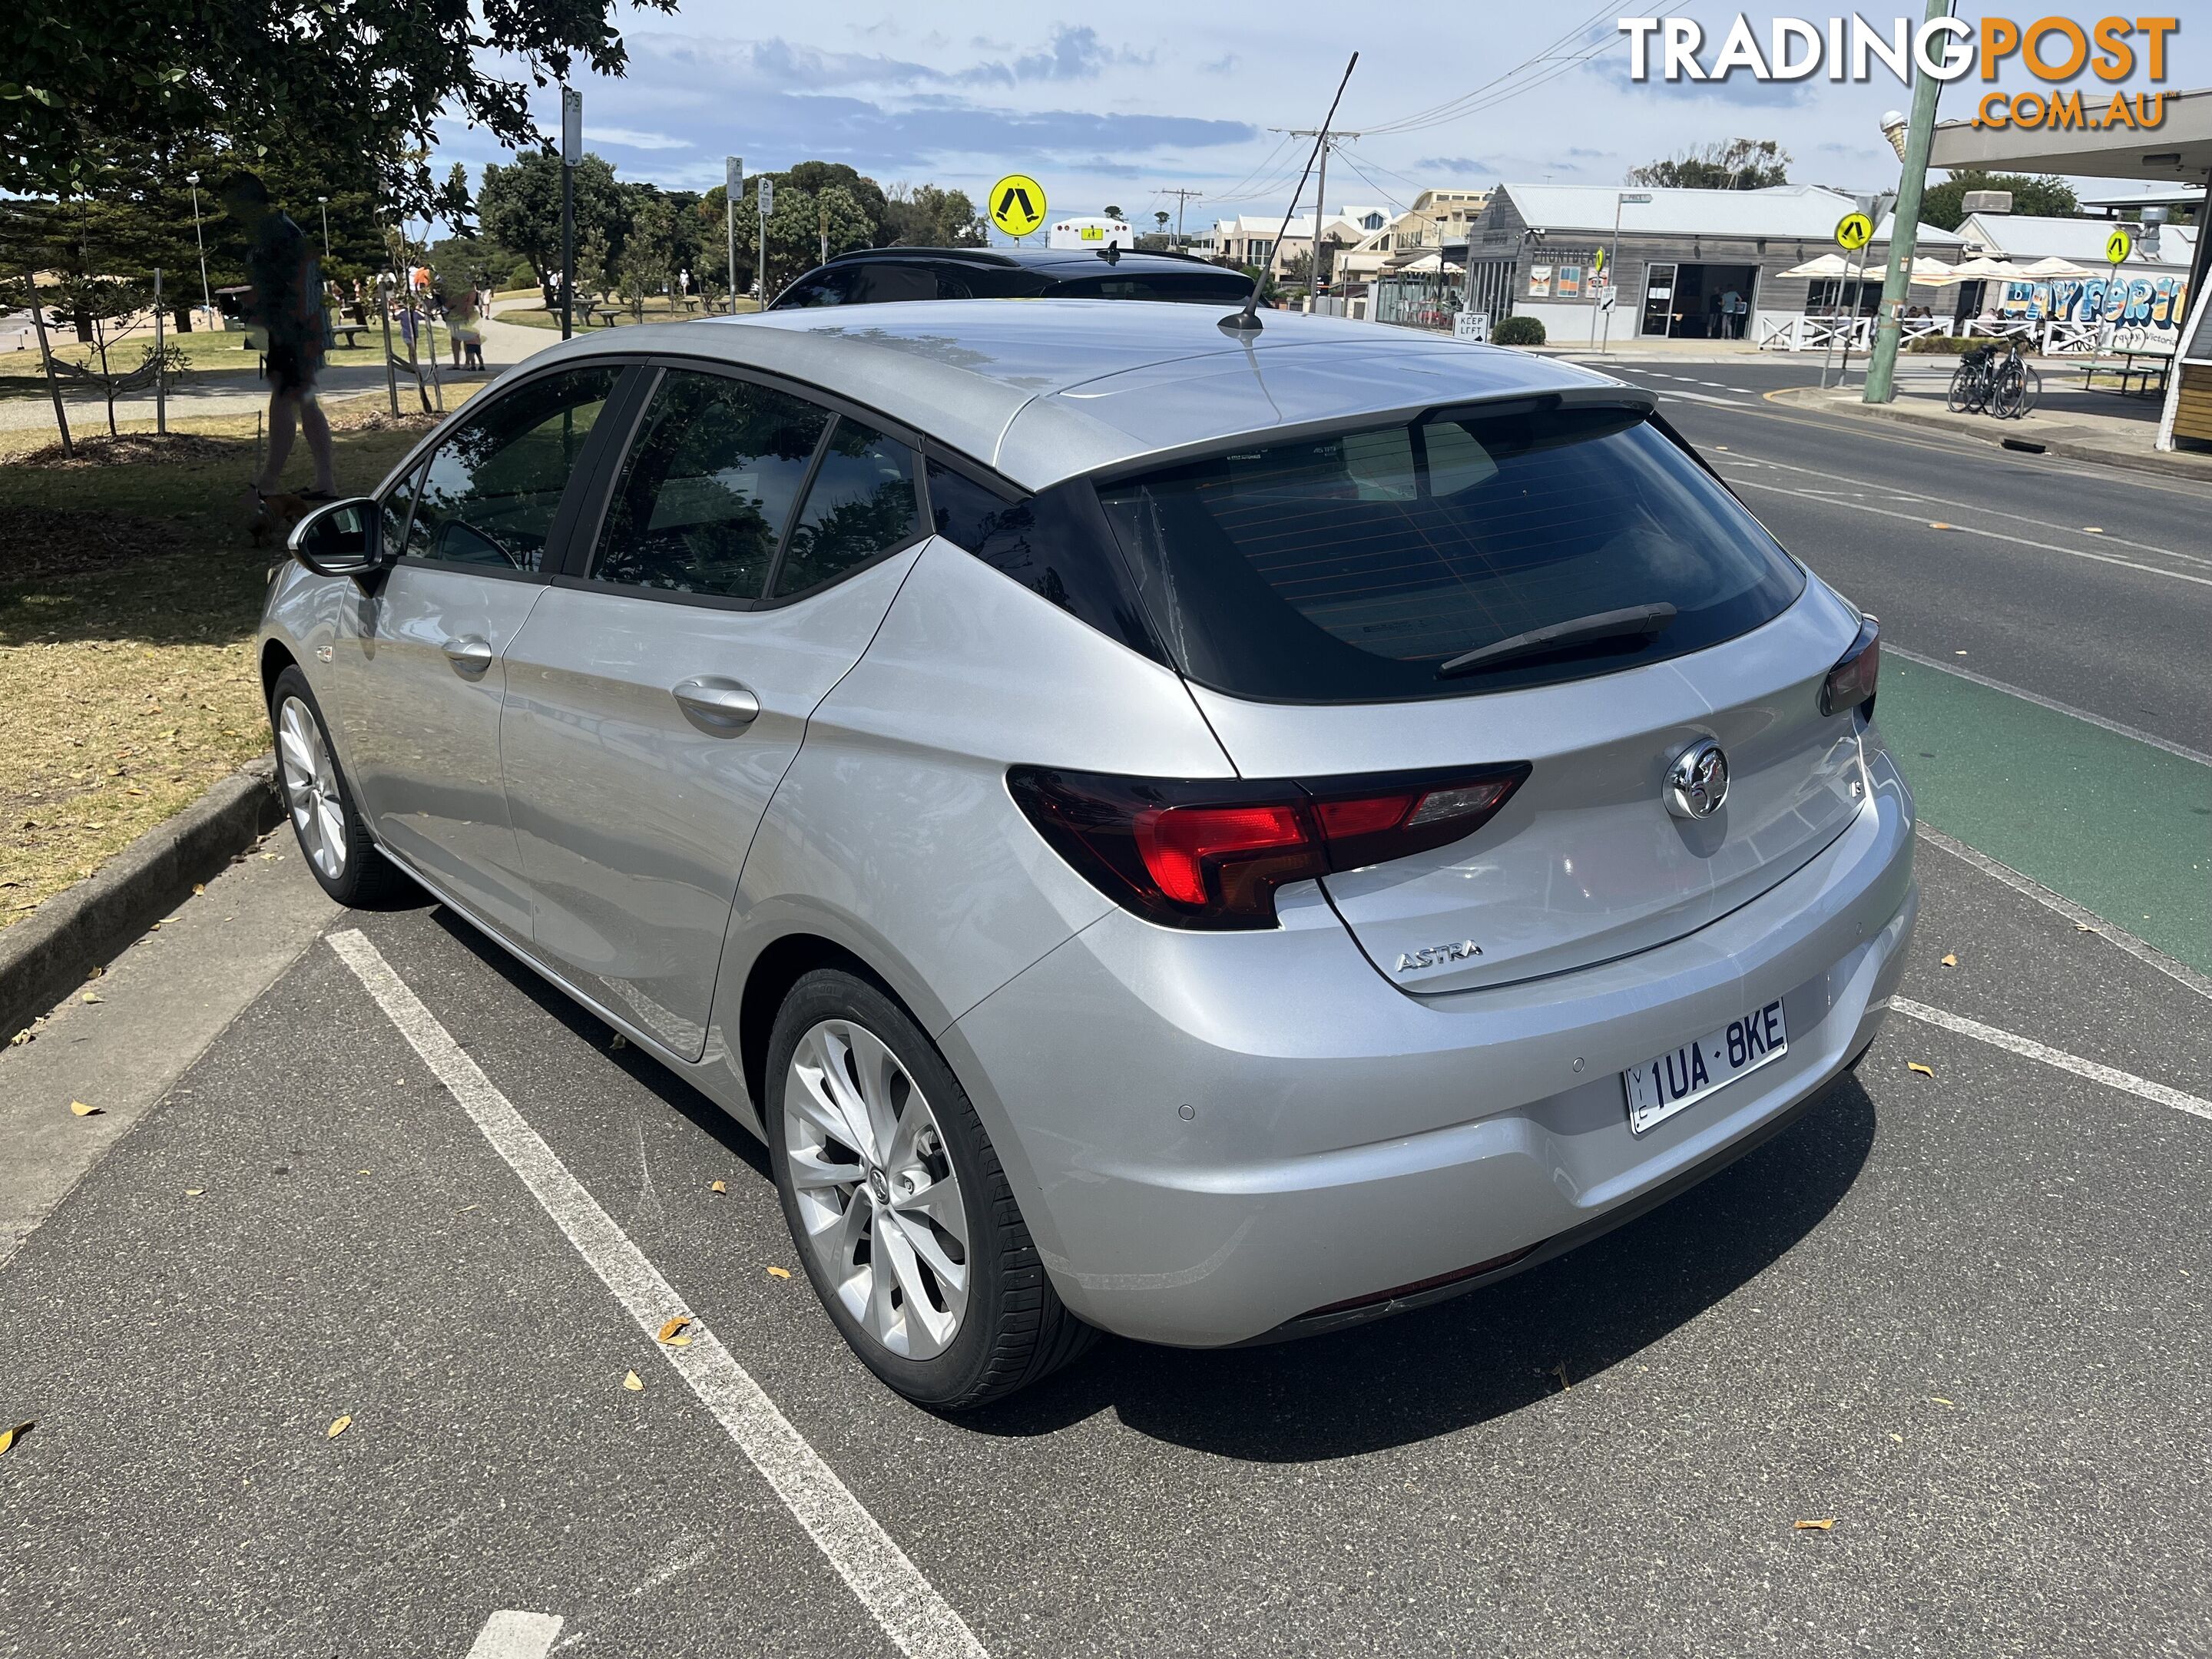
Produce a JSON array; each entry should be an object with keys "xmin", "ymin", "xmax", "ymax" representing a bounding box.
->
[
  {"xmin": 0, "ymin": 323, "xmax": 462, "ymax": 399},
  {"xmin": 0, "ymin": 394, "xmax": 477, "ymax": 934},
  {"xmin": 497, "ymin": 296, "xmax": 759, "ymax": 330}
]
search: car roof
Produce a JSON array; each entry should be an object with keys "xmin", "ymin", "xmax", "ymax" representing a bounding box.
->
[
  {"xmin": 523, "ymin": 300, "xmax": 1635, "ymax": 492},
  {"xmin": 817, "ymin": 245, "xmax": 1223, "ymax": 276}
]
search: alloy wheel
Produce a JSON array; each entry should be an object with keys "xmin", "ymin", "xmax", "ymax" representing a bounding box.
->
[
  {"xmin": 276, "ymin": 696, "xmax": 347, "ymax": 882},
  {"xmin": 783, "ymin": 1018, "xmax": 970, "ymax": 1360}
]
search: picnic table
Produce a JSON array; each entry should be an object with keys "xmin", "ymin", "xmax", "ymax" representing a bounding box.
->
[
  {"xmin": 331, "ymin": 323, "xmax": 372, "ymax": 350},
  {"xmin": 589, "ymin": 306, "xmax": 622, "ymax": 329},
  {"xmin": 2081, "ymin": 348, "xmax": 2171, "ymax": 399}
]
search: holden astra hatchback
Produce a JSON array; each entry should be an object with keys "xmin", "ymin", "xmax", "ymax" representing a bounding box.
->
[{"xmin": 263, "ymin": 301, "xmax": 1916, "ymax": 1409}]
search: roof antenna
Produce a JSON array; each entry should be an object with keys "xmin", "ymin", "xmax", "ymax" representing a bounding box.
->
[{"xmin": 1220, "ymin": 50, "xmax": 1357, "ymax": 337}]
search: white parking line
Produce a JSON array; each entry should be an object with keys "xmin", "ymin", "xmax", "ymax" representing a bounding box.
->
[
  {"xmin": 1883, "ymin": 646, "xmax": 2212, "ymax": 767},
  {"xmin": 1889, "ymin": 997, "xmax": 2212, "ymax": 1122},
  {"xmin": 326, "ymin": 930, "xmax": 989, "ymax": 1659},
  {"xmin": 467, "ymin": 1611, "xmax": 565, "ymax": 1659}
]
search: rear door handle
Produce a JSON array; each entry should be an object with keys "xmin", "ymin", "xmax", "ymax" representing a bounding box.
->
[
  {"xmin": 442, "ymin": 634, "xmax": 494, "ymax": 674},
  {"xmin": 671, "ymin": 676, "xmax": 760, "ymax": 730}
]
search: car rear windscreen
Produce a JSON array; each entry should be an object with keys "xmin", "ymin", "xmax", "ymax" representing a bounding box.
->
[
  {"xmin": 1048, "ymin": 273, "xmax": 1254, "ymax": 304},
  {"xmin": 1094, "ymin": 404, "xmax": 1805, "ymax": 702}
]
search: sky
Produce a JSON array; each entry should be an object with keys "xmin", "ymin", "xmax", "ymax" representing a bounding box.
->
[{"xmin": 434, "ymin": 2, "xmax": 2209, "ymax": 229}]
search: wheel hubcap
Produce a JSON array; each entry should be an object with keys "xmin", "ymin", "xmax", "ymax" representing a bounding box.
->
[
  {"xmin": 276, "ymin": 696, "xmax": 346, "ymax": 882},
  {"xmin": 783, "ymin": 1019, "xmax": 969, "ymax": 1361}
]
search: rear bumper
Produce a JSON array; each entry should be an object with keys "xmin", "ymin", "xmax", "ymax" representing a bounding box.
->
[{"xmin": 945, "ymin": 751, "xmax": 1916, "ymax": 1347}]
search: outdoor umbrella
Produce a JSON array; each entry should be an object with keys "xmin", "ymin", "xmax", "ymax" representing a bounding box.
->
[{"xmin": 2019, "ymin": 257, "xmax": 2099, "ymax": 280}]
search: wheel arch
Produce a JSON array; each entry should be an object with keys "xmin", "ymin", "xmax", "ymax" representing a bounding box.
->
[
  {"xmin": 260, "ymin": 637, "xmax": 300, "ymax": 704},
  {"xmin": 735, "ymin": 932, "xmax": 906, "ymax": 1122}
]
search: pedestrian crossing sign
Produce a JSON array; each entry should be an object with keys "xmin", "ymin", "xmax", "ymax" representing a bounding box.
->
[{"xmin": 991, "ymin": 175, "xmax": 1048, "ymax": 238}]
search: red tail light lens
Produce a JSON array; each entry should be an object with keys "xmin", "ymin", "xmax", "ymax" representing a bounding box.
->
[
  {"xmin": 1008, "ymin": 763, "xmax": 1531, "ymax": 930},
  {"xmin": 1820, "ymin": 614, "xmax": 1880, "ymax": 719}
]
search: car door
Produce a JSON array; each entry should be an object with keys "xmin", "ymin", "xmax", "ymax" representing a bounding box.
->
[
  {"xmin": 325, "ymin": 363, "xmax": 627, "ymax": 940},
  {"xmin": 498, "ymin": 364, "xmax": 929, "ymax": 1058}
]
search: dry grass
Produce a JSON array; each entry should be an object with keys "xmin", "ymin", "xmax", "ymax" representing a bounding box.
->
[{"xmin": 0, "ymin": 395, "xmax": 473, "ymax": 928}]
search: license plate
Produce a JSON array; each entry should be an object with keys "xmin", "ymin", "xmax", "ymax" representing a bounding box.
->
[{"xmin": 1622, "ymin": 999, "xmax": 1788, "ymax": 1135}]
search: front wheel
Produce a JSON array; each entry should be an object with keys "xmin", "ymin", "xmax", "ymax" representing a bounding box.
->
[
  {"xmin": 269, "ymin": 666, "xmax": 409, "ymax": 906},
  {"xmin": 1946, "ymin": 363, "xmax": 1978, "ymax": 413},
  {"xmin": 765, "ymin": 969, "xmax": 1097, "ymax": 1409}
]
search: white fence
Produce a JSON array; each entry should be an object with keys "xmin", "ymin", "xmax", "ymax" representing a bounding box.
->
[{"xmin": 1757, "ymin": 313, "xmax": 2175, "ymax": 359}]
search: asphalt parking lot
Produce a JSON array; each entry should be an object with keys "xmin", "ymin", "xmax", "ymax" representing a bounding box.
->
[{"xmin": 4, "ymin": 791, "xmax": 2210, "ymax": 1656}]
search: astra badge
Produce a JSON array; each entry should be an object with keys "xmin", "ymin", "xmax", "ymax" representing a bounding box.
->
[
  {"xmin": 1665, "ymin": 738, "xmax": 1730, "ymax": 820},
  {"xmin": 1396, "ymin": 939, "xmax": 1482, "ymax": 974}
]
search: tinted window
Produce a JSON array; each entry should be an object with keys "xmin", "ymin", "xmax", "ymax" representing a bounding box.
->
[
  {"xmin": 404, "ymin": 366, "xmax": 618, "ymax": 571},
  {"xmin": 773, "ymin": 419, "xmax": 920, "ymax": 597},
  {"xmin": 380, "ymin": 458, "xmax": 426, "ymax": 555},
  {"xmin": 926, "ymin": 461, "xmax": 1164, "ymax": 664},
  {"xmin": 1050, "ymin": 273, "xmax": 1253, "ymax": 304},
  {"xmin": 591, "ymin": 371, "xmax": 829, "ymax": 601},
  {"xmin": 776, "ymin": 269, "xmax": 861, "ymax": 308},
  {"xmin": 1096, "ymin": 407, "xmax": 1804, "ymax": 702}
]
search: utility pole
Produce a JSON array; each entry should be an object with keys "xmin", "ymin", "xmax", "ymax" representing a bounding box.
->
[
  {"xmin": 186, "ymin": 171, "xmax": 211, "ymax": 327},
  {"xmin": 317, "ymin": 197, "xmax": 330, "ymax": 259},
  {"xmin": 757, "ymin": 175, "xmax": 773, "ymax": 306},
  {"xmin": 1270, "ymin": 128, "xmax": 1362, "ymax": 296},
  {"xmin": 1159, "ymin": 188, "xmax": 1204, "ymax": 250},
  {"xmin": 820, "ymin": 203, "xmax": 829, "ymax": 267},
  {"xmin": 1862, "ymin": 0, "xmax": 1949, "ymax": 405},
  {"xmin": 724, "ymin": 157, "xmax": 742, "ymax": 313},
  {"xmin": 560, "ymin": 86, "xmax": 581, "ymax": 339}
]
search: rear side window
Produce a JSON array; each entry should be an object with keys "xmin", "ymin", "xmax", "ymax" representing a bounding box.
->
[
  {"xmin": 405, "ymin": 366, "xmax": 619, "ymax": 571},
  {"xmin": 590, "ymin": 370, "xmax": 828, "ymax": 600},
  {"xmin": 1095, "ymin": 406, "xmax": 1804, "ymax": 702},
  {"xmin": 773, "ymin": 419, "xmax": 921, "ymax": 597},
  {"xmin": 1049, "ymin": 273, "xmax": 1253, "ymax": 304}
]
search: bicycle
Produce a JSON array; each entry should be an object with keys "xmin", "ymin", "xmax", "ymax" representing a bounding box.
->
[{"xmin": 1988, "ymin": 339, "xmax": 2040, "ymax": 419}]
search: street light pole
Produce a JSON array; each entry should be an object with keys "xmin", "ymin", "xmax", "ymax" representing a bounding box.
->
[
  {"xmin": 560, "ymin": 87, "xmax": 581, "ymax": 340},
  {"xmin": 186, "ymin": 171, "xmax": 211, "ymax": 327},
  {"xmin": 724, "ymin": 156, "xmax": 742, "ymax": 313},
  {"xmin": 317, "ymin": 197, "xmax": 330, "ymax": 259},
  {"xmin": 1862, "ymin": 0, "xmax": 1950, "ymax": 405}
]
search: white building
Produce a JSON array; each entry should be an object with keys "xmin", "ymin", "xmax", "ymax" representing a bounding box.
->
[
  {"xmin": 1206, "ymin": 207, "xmax": 1389, "ymax": 276},
  {"xmin": 1048, "ymin": 217, "xmax": 1132, "ymax": 250}
]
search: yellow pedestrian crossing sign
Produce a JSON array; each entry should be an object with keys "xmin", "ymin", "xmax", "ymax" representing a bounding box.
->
[
  {"xmin": 2105, "ymin": 227, "xmax": 2133, "ymax": 266},
  {"xmin": 990, "ymin": 174, "xmax": 1047, "ymax": 238},
  {"xmin": 1834, "ymin": 212, "xmax": 1874, "ymax": 252}
]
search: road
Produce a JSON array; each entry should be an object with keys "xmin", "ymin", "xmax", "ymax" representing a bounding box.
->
[{"xmin": 3, "ymin": 344, "xmax": 2210, "ymax": 1659}]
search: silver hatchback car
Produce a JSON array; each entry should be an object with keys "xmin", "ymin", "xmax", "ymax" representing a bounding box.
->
[{"xmin": 263, "ymin": 302, "xmax": 1916, "ymax": 1408}]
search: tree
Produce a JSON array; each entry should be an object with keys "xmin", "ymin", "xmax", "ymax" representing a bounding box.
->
[
  {"xmin": 1104, "ymin": 204, "xmax": 1124, "ymax": 220},
  {"xmin": 1154, "ymin": 210, "xmax": 1170, "ymax": 237},
  {"xmin": 480, "ymin": 151, "xmax": 625, "ymax": 310},
  {"xmin": 619, "ymin": 194, "xmax": 676, "ymax": 316},
  {"xmin": 4, "ymin": 0, "xmax": 674, "ymax": 218},
  {"xmin": 880, "ymin": 184, "xmax": 987, "ymax": 247},
  {"xmin": 1626, "ymin": 139, "xmax": 1790, "ymax": 191},
  {"xmin": 780, "ymin": 163, "xmax": 888, "ymax": 244},
  {"xmin": 1918, "ymin": 171, "xmax": 2079, "ymax": 232},
  {"xmin": 575, "ymin": 224, "xmax": 611, "ymax": 303},
  {"xmin": 765, "ymin": 184, "xmax": 873, "ymax": 282}
]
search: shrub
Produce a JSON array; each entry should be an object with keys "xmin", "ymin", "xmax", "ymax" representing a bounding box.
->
[
  {"xmin": 1492, "ymin": 314, "xmax": 1546, "ymax": 346},
  {"xmin": 508, "ymin": 258, "xmax": 538, "ymax": 292},
  {"xmin": 1906, "ymin": 333, "xmax": 2003, "ymax": 354}
]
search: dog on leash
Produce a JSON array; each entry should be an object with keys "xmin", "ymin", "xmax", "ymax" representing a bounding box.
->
[{"xmin": 248, "ymin": 490, "xmax": 313, "ymax": 549}]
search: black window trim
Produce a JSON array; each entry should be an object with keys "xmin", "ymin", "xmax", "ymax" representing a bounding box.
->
[
  {"xmin": 552, "ymin": 353, "xmax": 939, "ymax": 614},
  {"xmin": 374, "ymin": 356, "xmax": 650, "ymax": 586}
]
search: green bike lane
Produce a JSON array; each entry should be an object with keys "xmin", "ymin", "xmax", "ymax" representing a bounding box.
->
[{"xmin": 1879, "ymin": 656, "xmax": 2210, "ymax": 975}]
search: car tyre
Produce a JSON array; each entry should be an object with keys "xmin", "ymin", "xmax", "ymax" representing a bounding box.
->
[
  {"xmin": 269, "ymin": 665, "xmax": 409, "ymax": 907},
  {"xmin": 765, "ymin": 969, "xmax": 1098, "ymax": 1409}
]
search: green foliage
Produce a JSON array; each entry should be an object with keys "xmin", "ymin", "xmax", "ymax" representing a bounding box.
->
[
  {"xmin": 480, "ymin": 151, "xmax": 624, "ymax": 309},
  {"xmin": 880, "ymin": 184, "xmax": 988, "ymax": 247},
  {"xmin": 507, "ymin": 258, "xmax": 538, "ymax": 291},
  {"xmin": 1919, "ymin": 171, "xmax": 2079, "ymax": 233},
  {"xmin": 1626, "ymin": 139, "xmax": 1790, "ymax": 191},
  {"xmin": 620, "ymin": 194, "xmax": 677, "ymax": 314},
  {"xmin": 1492, "ymin": 314, "xmax": 1546, "ymax": 346},
  {"xmin": 764, "ymin": 184, "xmax": 873, "ymax": 287}
]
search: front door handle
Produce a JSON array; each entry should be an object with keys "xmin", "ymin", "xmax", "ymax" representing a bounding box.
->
[
  {"xmin": 672, "ymin": 676, "xmax": 760, "ymax": 730},
  {"xmin": 441, "ymin": 634, "xmax": 494, "ymax": 674}
]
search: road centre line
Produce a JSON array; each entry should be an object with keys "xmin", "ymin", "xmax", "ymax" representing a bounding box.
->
[
  {"xmin": 1884, "ymin": 646, "xmax": 2212, "ymax": 767},
  {"xmin": 466, "ymin": 1611, "xmax": 565, "ymax": 1659},
  {"xmin": 1713, "ymin": 451, "xmax": 2212, "ymax": 570},
  {"xmin": 1721, "ymin": 475, "xmax": 2212, "ymax": 591},
  {"xmin": 1916, "ymin": 826, "xmax": 2212, "ymax": 1005},
  {"xmin": 1888, "ymin": 997, "xmax": 2212, "ymax": 1124},
  {"xmin": 325, "ymin": 930, "xmax": 989, "ymax": 1659}
]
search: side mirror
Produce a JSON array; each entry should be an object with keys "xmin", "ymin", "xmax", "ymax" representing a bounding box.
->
[{"xmin": 289, "ymin": 498, "xmax": 386, "ymax": 580}]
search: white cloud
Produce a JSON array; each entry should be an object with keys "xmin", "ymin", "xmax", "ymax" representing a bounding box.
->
[{"xmin": 585, "ymin": 126, "xmax": 692, "ymax": 151}]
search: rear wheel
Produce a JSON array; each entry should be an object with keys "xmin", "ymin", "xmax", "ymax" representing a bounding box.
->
[
  {"xmin": 765, "ymin": 969, "xmax": 1097, "ymax": 1409},
  {"xmin": 1946, "ymin": 362, "xmax": 1979, "ymax": 413},
  {"xmin": 269, "ymin": 667, "xmax": 408, "ymax": 906}
]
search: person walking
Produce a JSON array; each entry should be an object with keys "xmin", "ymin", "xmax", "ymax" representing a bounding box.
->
[
  {"xmin": 449, "ymin": 285, "xmax": 485, "ymax": 372},
  {"xmin": 223, "ymin": 172, "xmax": 337, "ymax": 505}
]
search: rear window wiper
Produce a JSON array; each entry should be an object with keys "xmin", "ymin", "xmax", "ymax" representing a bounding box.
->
[{"xmin": 1435, "ymin": 603, "xmax": 1677, "ymax": 680}]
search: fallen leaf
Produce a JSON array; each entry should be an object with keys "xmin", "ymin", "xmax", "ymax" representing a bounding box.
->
[
  {"xmin": 766, "ymin": 1266, "xmax": 791, "ymax": 1280},
  {"xmin": 326, "ymin": 1415, "xmax": 353, "ymax": 1439},
  {"xmin": 69, "ymin": 1100, "xmax": 103, "ymax": 1117},
  {"xmin": 610, "ymin": 1033, "xmax": 628, "ymax": 1051},
  {"xmin": 185, "ymin": 1188, "xmax": 204, "ymax": 1197},
  {"xmin": 1931, "ymin": 1396, "xmax": 1955, "ymax": 1407},
  {"xmin": 1928, "ymin": 521, "xmax": 1954, "ymax": 530},
  {"xmin": 1889, "ymin": 1432, "xmax": 1903, "ymax": 1443},
  {"xmin": 622, "ymin": 1370, "xmax": 644, "ymax": 1392},
  {"xmin": 356, "ymin": 1169, "xmax": 370, "ymax": 1177},
  {"xmin": 2075, "ymin": 922, "xmax": 2091, "ymax": 932},
  {"xmin": 1940, "ymin": 953, "xmax": 1957, "ymax": 968},
  {"xmin": 708, "ymin": 1179, "xmax": 727, "ymax": 1194},
  {"xmin": 84, "ymin": 965, "xmax": 102, "ymax": 979},
  {"xmin": 0, "ymin": 1422, "xmax": 32, "ymax": 1456},
  {"xmin": 2082, "ymin": 525, "xmax": 2104, "ymax": 534},
  {"xmin": 1550, "ymin": 1359, "xmax": 1571, "ymax": 1391},
  {"xmin": 1907, "ymin": 1062, "xmax": 1935, "ymax": 1078},
  {"xmin": 191, "ymin": 883, "xmax": 204, "ymax": 895},
  {"xmin": 657, "ymin": 1316, "xmax": 694, "ymax": 1346},
  {"xmin": 81, "ymin": 992, "xmax": 101, "ymax": 1003},
  {"xmin": 458, "ymin": 1204, "xmax": 479, "ymax": 1214},
  {"xmin": 1794, "ymin": 1517, "xmax": 1836, "ymax": 1531},
  {"xmin": 9, "ymin": 1031, "xmax": 30, "ymax": 1047}
]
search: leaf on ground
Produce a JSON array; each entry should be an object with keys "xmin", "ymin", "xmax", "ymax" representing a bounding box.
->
[
  {"xmin": 2075, "ymin": 922, "xmax": 2092, "ymax": 932},
  {"xmin": 622, "ymin": 1370, "xmax": 644, "ymax": 1392},
  {"xmin": 1940, "ymin": 953, "xmax": 1957, "ymax": 967},
  {"xmin": 766, "ymin": 1266, "xmax": 791, "ymax": 1280},
  {"xmin": 1906, "ymin": 1062, "xmax": 1935, "ymax": 1078},
  {"xmin": 184, "ymin": 1187, "xmax": 204, "ymax": 1197},
  {"xmin": 2082, "ymin": 526, "xmax": 2104, "ymax": 533},
  {"xmin": 1931, "ymin": 1396, "xmax": 1955, "ymax": 1407},
  {"xmin": 1928, "ymin": 522, "xmax": 1954, "ymax": 530},
  {"xmin": 326, "ymin": 1415, "xmax": 352, "ymax": 1439},
  {"xmin": 81, "ymin": 992, "xmax": 101, "ymax": 1003},
  {"xmin": 657, "ymin": 1316, "xmax": 694, "ymax": 1346},
  {"xmin": 1550, "ymin": 1360, "xmax": 1571, "ymax": 1391},
  {"xmin": 68, "ymin": 1100, "xmax": 102, "ymax": 1117},
  {"xmin": 1794, "ymin": 1517, "xmax": 1836, "ymax": 1531},
  {"xmin": 0, "ymin": 1422, "xmax": 32, "ymax": 1456},
  {"xmin": 708, "ymin": 1179, "xmax": 727, "ymax": 1194},
  {"xmin": 191, "ymin": 882, "xmax": 204, "ymax": 895},
  {"xmin": 610, "ymin": 1034, "xmax": 628, "ymax": 1051}
]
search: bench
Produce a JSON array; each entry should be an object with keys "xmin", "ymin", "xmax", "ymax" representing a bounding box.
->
[
  {"xmin": 2081, "ymin": 349, "xmax": 2171, "ymax": 399},
  {"xmin": 41, "ymin": 351, "xmax": 166, "ymax": 398}
]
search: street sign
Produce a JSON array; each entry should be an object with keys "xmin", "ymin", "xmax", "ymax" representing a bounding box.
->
[
  {"xmin": 1454, "ymin": 310, "xmax": 1490, "ymax": 343},
  {"xmin": 726, "ymin": 156, "xmax": 743, "ymax": 193},
  {"xmin": 1834, "ymin": 212, "xmax": 1874, "ymax": 252},
  {"xmin": 1591, "ymin": 247, "xmax": 1605, "ymax": 276},
  {"xmin": 1598, "ymin": 284, "xmax": 1618, "ymax": 310},
  {"xmin": 990, "ymin": 174, "xmax": 1047, "ymax": 238},
  {"xmin": 2105, "ymin": 227, "xmax": 2134, "ymax": 265},
  {"xmin": 560, "ymin": 88, "xmax": 582, "ymax": 167},
  {"xmin": 758, "ymin": 177, "xmax": 774, "ymax": 214}
]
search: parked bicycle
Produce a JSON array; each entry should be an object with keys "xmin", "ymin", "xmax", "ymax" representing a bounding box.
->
[{"xmin": 1947, "ymin": 339, "xmax": 2040, "ymax": 420}]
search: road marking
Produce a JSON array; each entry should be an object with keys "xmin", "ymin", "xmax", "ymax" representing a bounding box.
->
[
  {"xmin": 1650, "ymin": 386, "xmax": 1750, "ymax": 408},
  {"xmin": 1916, "ymin": 826, "xmax": 2212, "ymax": 1004},
  {"xmin": 326, "ymin": 930, "xmax": 988, "ymax": 1659},
  {"xmin": 1885, "ymin": 646, "xmax": 2212, "ymax": 767},
  {"xmin": 1723, "ymin": 475, "xmax": 2212, "ymax": 590},
  {"xmin": 1889, "ymin": 997, "xmax": 2212, "ymax": 1123},
  {"xmin": 467, "ymin": 1611, "xmax": 565, "ymax": 1659}
]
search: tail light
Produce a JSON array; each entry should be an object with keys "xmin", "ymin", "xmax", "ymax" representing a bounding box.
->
[
  {"xmin": 1820, "ymin": 614, "xmax": 1879, "ymax": 720},
  {"xmin": 1007, "ymin": 763, "xmax": 1531, "ymax": 930}
]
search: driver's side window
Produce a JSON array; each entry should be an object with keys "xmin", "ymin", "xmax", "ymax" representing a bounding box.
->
[{"xmin": 403, "ymin": 366, "xmax": 621, "ymax": 571}]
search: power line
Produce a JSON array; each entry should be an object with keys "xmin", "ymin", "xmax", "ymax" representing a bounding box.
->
[{"xmin": 1359, "ymin": 4, "xmax": 1622, "ymax": 135}]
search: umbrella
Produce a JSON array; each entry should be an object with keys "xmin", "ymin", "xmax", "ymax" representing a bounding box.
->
[
  {"xmin": 1780, "ymin": 253, "xmax": 1853, "ymax": 279},
  {"xmin": 1931, "ymin": 255, "xmax": 2023, "ymax": 285},
  {"xmin": 2019, "ymin": 256, "xmax": 2098, "ymax": 279}
]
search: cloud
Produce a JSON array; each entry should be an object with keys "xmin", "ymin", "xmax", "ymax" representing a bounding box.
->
[
  {"xmin": 1201, "ymin": 53, "xmax": 1238, "ymax": 75},
  {"xmin": 960, "ymin": 25, "xmax": 1154, "ymax": 87},
  {"xmin": 1416, "ymin": 156, "xmax": 1492, "ymax": 173},
  {"xmin": 585, "ymin": 126, "xmax": 691, "ymax": 151}
]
